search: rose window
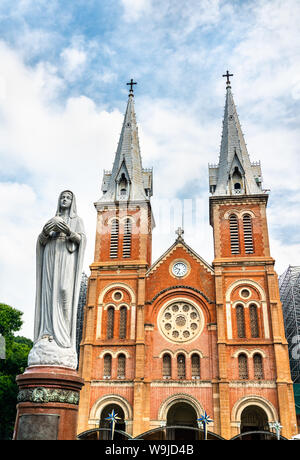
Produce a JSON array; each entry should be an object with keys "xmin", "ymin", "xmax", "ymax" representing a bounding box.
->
[{"xmin": 159, "ymin": 301, "xmax": 203, "ymax": 343}]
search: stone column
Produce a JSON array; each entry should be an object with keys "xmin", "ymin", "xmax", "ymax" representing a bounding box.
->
[{"xmin": 13, "ymin": 366, "xmax": 84, "ymax": 440}]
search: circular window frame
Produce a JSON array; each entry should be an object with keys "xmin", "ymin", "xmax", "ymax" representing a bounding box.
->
[
  {"xmin": 239, "ymin": 288, "xmax": 251, "ymax": 299},
  {"xmin": 158, "ymin": 298, "xmax": 204, "ymax": 344},
  {"xmin": 112, "ymin": 290, "xmax": 124, "ymax": 302}
]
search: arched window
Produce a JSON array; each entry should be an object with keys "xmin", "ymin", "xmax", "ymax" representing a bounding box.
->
[
  {"xmin": 253, "ymin": 354, "xmax": 264, "ymax": 380},
  {"xmin": 229, "ymin": 214, "xmax": 240, "ymax": 254},
  {"xmin": 243, "ymin": 214, "xmax": 254, "ymax": 254},
  {"xmin": 119, "ymin": 307, "xmax": 127, "ymax": 339},
  {"xmin": 162, "ymin": 354, "xmax": 172, "ymax": 379},
  {"xmin": 191, "ymin": 354, "xmax": 200, "ymax": 379},
  {"xmin": 117, "ymin": 354, "xmax": 126, "ymax": 379},
  {"xmin": 236, "ymin": 305, "xmax": 245, "ymax": 338},
  {"xmin": 123, "ymin": 218, "xmax": 132, "ymax": 258},
  {"xmin": 177, "ymin": 354, "xmax": 186, "ymax": 379},
  {"xmin": 250, "ymin": 304, "xmax": 259, "ymax": 338},
  {"xmin": 103, "ymin": 354, "xmax": 112, "ymax": 379},
  {"xmin": 107, "ymin": 307, "xmax": 115, "ymax": 339},
  {"xmin": 238, "ymin": 353, "xmax": 248, "ymax": 380},
  {"xmin": 110, "ymin": 219, "xmax": 119, "ymax": 258}
]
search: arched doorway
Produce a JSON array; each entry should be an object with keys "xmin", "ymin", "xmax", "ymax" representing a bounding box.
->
[
  {"xmin": 166, "ymin": 402, "xmax": 198, "ymax": 440},
  {"xmin": 99, "ymin": 404, "xmax": 125, "ymax": 440},
  {"xmin": 240, "ymin": 405, "xmax": 268, "ymax": 440}
]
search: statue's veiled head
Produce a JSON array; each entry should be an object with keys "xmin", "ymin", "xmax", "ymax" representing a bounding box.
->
[{"xmin": 56, "ymin": 190, "xmax": 77, "ymax": 218}]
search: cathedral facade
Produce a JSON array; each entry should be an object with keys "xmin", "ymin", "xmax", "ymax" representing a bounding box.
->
[{"xmin": 77, "ymin": 80, "xmax": 297, "ymax": 440}]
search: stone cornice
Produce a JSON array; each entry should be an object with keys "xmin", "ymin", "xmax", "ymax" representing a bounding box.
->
[
  {"xmin": 228, "ymin": 380, "xmax": 276, "ymax": 388},
  {"xmin": 209, "ymin": 194, "xmax": 269, "ymax": 205},
  {"xmin": 94, "ymin": 200, "xmax": 151, "ymax": 212},
  {"xmin": 150, "ymin": 380, "xmax": 212, "ymax": 387}
]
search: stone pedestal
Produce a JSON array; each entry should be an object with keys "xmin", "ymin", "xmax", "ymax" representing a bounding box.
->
[{"xmin": 13, "ymin": 366, "xmax": 84, "ymax": 440}]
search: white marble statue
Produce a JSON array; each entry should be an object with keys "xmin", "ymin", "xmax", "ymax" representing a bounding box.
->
[{"xmin": 28, "ymin": 190, "xmax": 86, "ymax": 369}]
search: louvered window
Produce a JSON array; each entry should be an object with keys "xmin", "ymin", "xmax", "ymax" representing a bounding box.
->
[
  {"xmin": 238, "ymin": 354, "xmax": 248, "ymax": 379},
  {"xmin": 110, "ymin": 219, "xmax": 119, "ymax": 258},
  {"xmin": 177, "ymin": 354, "xmax": 186, "ymax": 379},
  {"xmin": 229, "ymin": 214, "xmax": 240, "ymax": 254},
  {"xmin": 123, "ymin": 218, "xmax": 132, "ymax": 258},
  {"xmin": 117, "ymin": 354, "xmax": 126, "ymax": 379},
  {"xmin": 103, "ymin": 354, "xmax": 112, "ymax": 378},
  {"xmin": 163, "ymin": 354, "xmax": 171, "ymax": 379},
  {"xmin": 243, "ymin": 214, "xmax": 254, "ymax": 254},
  {"xmin": 236, "ymin": 305, "xmax": 245, "ymax": 338},
  {"xmin": 107, "ymin": 307, "xmax": 114, "ymax": 339},
  {"xmin": 119, "ymin": 307, "xmax": 127, "ymax": 339},
  {"xmin": 191, "ymin": 354, "xmax": 200, "ymax": 379},
  {"xmin": 253, "ymin": 354, "xmax": 264, "ymax": 380},
  {"xmin": 250, "ymin": 304, "xmax": 259, "ymax": 338}
]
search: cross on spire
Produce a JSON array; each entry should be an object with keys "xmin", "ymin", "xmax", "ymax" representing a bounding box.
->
[
  {"xmin": 222, "ymin": 70, "xmax": 233, "ymax": 87},
  {"xmin": 127, "ymin": 78, "xmax": 137, "ymax": 95}
]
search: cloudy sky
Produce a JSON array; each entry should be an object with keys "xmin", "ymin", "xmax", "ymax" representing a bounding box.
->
[{"xmin": 0, "ymin": 0, "xmax": 299, "ymax": 339}]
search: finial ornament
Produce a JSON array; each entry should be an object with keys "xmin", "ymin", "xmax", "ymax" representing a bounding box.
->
[
  {"xmin": 127, "ymin": 78, "xmax": 137, "ymax": 95},
  {"xmin": 222, "ymin": 70, "xmax": 233, "ymax": 87},
  {"xmin": 175, "ymin": 227, "xmax": 184, "ymax": 240}
]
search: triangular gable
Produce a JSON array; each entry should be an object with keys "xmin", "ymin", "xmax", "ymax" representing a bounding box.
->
[
  {"xmin": 115, "ymin": 158, "xmax": 131, "ymax": 184},
  {"xmin": 146, "ymin": 238, "xmax": 214, "ymax": 277},
  {"xmin": 229, "ymin": 151, "xmax": 245, "ymax": 177}
]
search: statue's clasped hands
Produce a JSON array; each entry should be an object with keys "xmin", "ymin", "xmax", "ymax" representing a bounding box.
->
[{"xmin": 43, "ymin": 216, "xmax": 71, "ymax": 237}]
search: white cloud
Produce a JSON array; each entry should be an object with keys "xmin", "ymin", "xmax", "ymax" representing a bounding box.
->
[
  {"xmin": 60, "ymin": 47, "xmax": 87, "ymax": 81},
  {"xmin": 0, "ymin": 41, "xmax": 123, "ymax": 338},
  {"xmin": 121, "ymin": 0, "xmax": 152, "ymax": 22}
]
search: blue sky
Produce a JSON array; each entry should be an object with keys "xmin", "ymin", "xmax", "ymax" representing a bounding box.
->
[{"xmin": 0, "ymin": 0, "xmax": 300, "ymax": 338}]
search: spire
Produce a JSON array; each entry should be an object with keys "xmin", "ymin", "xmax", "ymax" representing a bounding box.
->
[
  {"xmin": 209, "ymin": 74, "xmax": 263, "ymax": 196},
  {"xmin": 99, "ymin": 82, "xmax": 153, "ymax": 203}
]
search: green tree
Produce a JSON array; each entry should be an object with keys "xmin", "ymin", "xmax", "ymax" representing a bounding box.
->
[{"xmin": 0, "ymin": 303, "xmax": 32, "ymax": 440}]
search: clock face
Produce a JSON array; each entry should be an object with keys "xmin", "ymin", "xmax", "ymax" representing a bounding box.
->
[{"xmin": 172, "ymin": 262, "xmax": 188, "ymax": 277}]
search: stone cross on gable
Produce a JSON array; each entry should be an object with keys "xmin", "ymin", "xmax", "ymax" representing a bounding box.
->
[{"xmin": 176, "ymin": 227, "xmax": 184, "ymax": 239}]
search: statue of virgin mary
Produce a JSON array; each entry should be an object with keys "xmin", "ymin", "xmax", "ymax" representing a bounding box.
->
[{"xmin": 28, "ymin": 190, "xmax": 86, "ymax": 369}]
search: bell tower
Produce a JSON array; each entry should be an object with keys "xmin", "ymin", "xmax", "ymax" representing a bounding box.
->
[
  {"xmin": 208, "ymin": 73, "xmax": 297, "ymax": 439},
  {"xmin": 78, "ymin": 82, "xmax": 154, "ymax": 436}
]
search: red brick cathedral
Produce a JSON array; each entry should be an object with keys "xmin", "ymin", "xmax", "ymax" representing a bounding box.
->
[{"xmin": 77, "ymin": 79, "xmax": 297, "ymax": 439}]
